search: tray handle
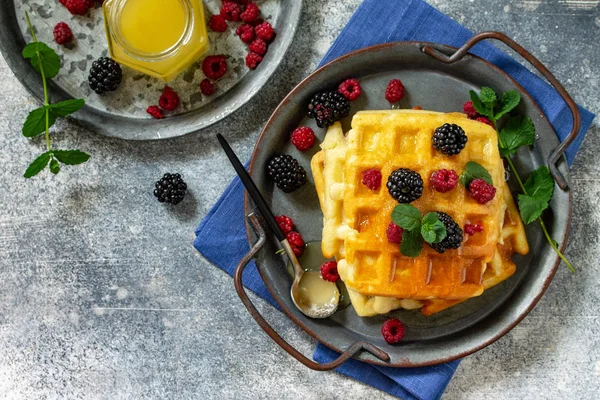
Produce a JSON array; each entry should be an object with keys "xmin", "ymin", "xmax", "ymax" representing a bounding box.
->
[
  {"xmin": 422, "ymin": 31, "xmax": 581, "ymax": 191},
  {"xmin": 234, "ymin": 214, "xmax": 390, "ymax": 371}
]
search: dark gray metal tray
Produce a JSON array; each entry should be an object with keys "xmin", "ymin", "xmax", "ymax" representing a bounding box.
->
[
  {"xmin": 237, "ymin": 33, "xmax": 580, "ymax": 368},
  {"xmin": 0, "ymin": 0, "xmax": 302, "ymax": 140}
]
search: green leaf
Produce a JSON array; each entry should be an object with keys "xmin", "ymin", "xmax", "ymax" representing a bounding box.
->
[
  {"xmin": 420, "ymin": 212, "xmax": 447, "ymax": 244},
  {"xmin": 22, "ymin": 42, "xmax": 61, "ymax": 78},
  {"xmin": 496, "ymin": 90, "xmax": 521, "ymax": 120},
  {"xmin": 49, "ymin": 99, "xmax": 85, "ymax": 117},
  {"xmin": 479, "ymin": 87, "xmax": 498, "ymax": 107},
  {"xmin": 469, "ymin": 90, "xmax": 493, "ymax": 119},
  {"xmin": 24, "ymin": 151, "xmax": 51, "ymax": 178},
  {"xmin": 400, "ymin": 229, "xmax": 423, "ymax": 257},
  {"xmin": 499, "ymin": 115, "xmax": 535, "ymax": 157},
  {"xmin": 52, "ymin": 150, "xmax": 90, "ymax": 165},
  {"xmin": 22, "ymin": 106, "xmax": 56, "ymax": 137},
  {"xmin": 391, "ymin": 204, "xmax": 422, "ymax": 231},
  {"xmin": 49, "ymin": 158, "xmax": 60, "ymax": 174},
  {"xmin": 517, "ymin": 166, "xmax": 554, "ymax": 224},
  {"xmin": 517, "ymin": 194, "xmax": 548, "ymax": 224},
  {"xmin": 460, "ymin": 161, "xmax": 493, "ymax": 187},
  {"xmin": 524, "ymin": 166, "xmax": 554, "ymax": 204}
]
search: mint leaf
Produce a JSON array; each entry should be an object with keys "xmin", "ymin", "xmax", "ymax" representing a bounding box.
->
[
  {"xmin": 49, "ymin": 99, "xmax": 85, "ymax": 117},
  {"xmin": 52, "ymin": 150, "xmax": 90, "ymax": 165},
  {"xmin": 22, "ymin": 106, "xmax": 56, "ymax": 137},
  {"xmin": 517, "ymin": 195, "xmax": 547, "ymax": 224},
  {"xmin": 469, "ymin": 90, "xmax": 493, "ymax": 119},
  {"xmin": 22, "ymin": 42, "xmax": 61, "ymax": 79},
  {"xmin": 499, "ymin": 115, "xmax": 535, "ymax": 157},
  {"xmin": 400, "ymin": 229, "xmax": 423, "ymax": 257},
  {"xmin": 391, "ymin": 204, "xmax": 422, "ymax": 231},
  {"xmin": 24, "ymin": 151, "xmax": 51, "ymax": 178},
  {"xmin": 420, "ymin": 212, "xmax": 447, "ymax": 244},
  {"xmin": 460, "ymin": 161, "xmax": 493, "ymax": 187},
  {"xmin": 479, "ymin": 87, "xmax": 497, "ymax": 107},
  {"xmin": 517, "ymin": 166, "xmax": 554, "ymax": 224},
  {"xmin": 496, "ymin": 90, "xmax": 521, "ymax": 120},
  {"xmin": 49, "ymin": 158, "xmax": 60, "ymax": 174},
  {"xmin": 524, "ymin": 166, "xmax": 554, "ymax": 204}
]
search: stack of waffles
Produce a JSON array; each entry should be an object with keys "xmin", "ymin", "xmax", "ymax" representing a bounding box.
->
[{"xmin": 311, "ymin": 110, "xmax": 529, "ymax": 316}]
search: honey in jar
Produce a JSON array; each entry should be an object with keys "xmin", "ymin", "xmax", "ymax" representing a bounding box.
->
[{"xmin": 103, "ymin": 0, "xmax": 209, "ymax": 81}]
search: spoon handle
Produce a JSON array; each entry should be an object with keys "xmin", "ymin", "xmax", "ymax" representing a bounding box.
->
[{"xmin": 217, "ymin": 134, "xmax": 286, "ymax": 242}]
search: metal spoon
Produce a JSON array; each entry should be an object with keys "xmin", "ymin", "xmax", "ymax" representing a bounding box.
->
[{"xmin": 217, "ymin": 134, "xmax": 339, "ymax": 319}]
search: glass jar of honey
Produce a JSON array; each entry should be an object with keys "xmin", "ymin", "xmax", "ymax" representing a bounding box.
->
[{"xmin": 102, "ymin": 0, "xmax": 209, "ymax": 81}]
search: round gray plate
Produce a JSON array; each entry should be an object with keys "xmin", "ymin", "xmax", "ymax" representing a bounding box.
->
[
  {"xmin": 245, "ymin": 42, "xmax": 570, "ymax": 367},
  {"xmin": 0, "ymin": 0, "xmax": 302, "ymax": 140}
]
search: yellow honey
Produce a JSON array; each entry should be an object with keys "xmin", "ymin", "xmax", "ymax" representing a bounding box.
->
[{"xmin": 103, "ymin": 0, "xmax": 209, "ymax": 81}]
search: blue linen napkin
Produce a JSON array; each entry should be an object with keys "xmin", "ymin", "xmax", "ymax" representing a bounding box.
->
[{"xmin": 195, "ymin": 0, "xmax": 595, "ymax": 399}]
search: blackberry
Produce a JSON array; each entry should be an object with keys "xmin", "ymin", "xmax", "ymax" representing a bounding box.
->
[
  {"xmin": 88, "ymin": 57, "xmax": 122, "ymax": 95},
  {"xmin": 307, "ymin": 91, "xmax": 350, "ymax": 128},
  {"xmin": 267, "ymin": 155, "xmax": 307, "ymax": 193},
  {"xmin": 154, "ymin": 173, "xmax": 187, "ymax": 204},
  {"xmin": 430, "ymin": 212, "xmax": 463, "ymax": 253},
  {"xmin": 432, "ymin": 123, "xmax": 468, "ymax": 155},
  {"xmin": 386, "ymin": 168, "xmax": 423, "ymax": 203}
]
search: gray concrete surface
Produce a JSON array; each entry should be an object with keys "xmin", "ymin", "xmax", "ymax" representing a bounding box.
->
[{"xmin": 0, "ymin": 0, "xmax": 598, "ymax": 399}]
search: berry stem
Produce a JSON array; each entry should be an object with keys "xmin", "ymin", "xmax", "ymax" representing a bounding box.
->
[
  {"xmin": 25, "ymin": 12, "xmax": 52, "ymax": 152},
  {"xmin": 493, "ymin": 121, "xmax": 574, "ymax": 272}
]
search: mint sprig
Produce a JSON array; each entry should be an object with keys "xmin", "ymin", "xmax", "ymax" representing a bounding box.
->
[
  {"xmin": 469, "ymin": 86, "xmax": 573, "ymax": 272},
  {"xmin": 391, "ymin": 205, "xmax": 447, "ymax": 257},
  {"xmin": 21, "ymin": 12, "xmax": 89, "ymax": 178}
]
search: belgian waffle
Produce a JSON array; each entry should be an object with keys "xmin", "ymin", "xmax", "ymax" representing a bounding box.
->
[{"xmin": 311, "ymin": 111, "xmax": 529, "ymax": 316}]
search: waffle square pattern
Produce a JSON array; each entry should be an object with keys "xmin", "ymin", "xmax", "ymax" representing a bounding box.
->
[{"xmin": 311, "ymin": 110, "xmax": 529, "ymax": 316}]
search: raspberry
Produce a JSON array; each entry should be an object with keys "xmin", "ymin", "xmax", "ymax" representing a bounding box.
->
[
  {"xmin": 249, "ymin": 38, "xmax": 267, "ymax": 56},
  {"xmin": 53, "ymin": 22, "xmax": 73, "ymax": 45},
  {"xmin": 337, "ymin": 78, "xmax": 362, "ymax": 101},
  {"xmin": 430, "ymin": 169, "xmax": 459, "ymax": 193},
  {"xmin": 287, "ymin": 231, "xmax": 305, "ymax": 256},
  {"xmin": 158, "ymin": 86, "xmax": 180, "ymax": 111},
  {"xmin": 248, "ymin": 18, "xmax": 264, "ymax": 27},
  {"xmin": 386, "ymin": 222, "xmax": 404, "ymax": 244},
  {"xmin": 202, "ymin": 55, "xmax": 228, "ymax": 80},
  {"xmin": 240, "ymin": 2, "xmax": 260, "ymax": 22},
  {"xmin": 255, "ymin": 21, "xmax": 275, "ymax": 42},
  {"xmin": 476, "ymin": 117, "xmax": 494, "ymax": 127},
  {"xmin": 290, "ymin": 127, "xmax": 315, "ymax": 151},
  {"xmin": 362, "ymin": 169, "xmax": 382, "ymax": 190},
  {"xmin": 463, "ymin": 101, "xmax": 479, "ymax": 119},
  {"xmin": 465, "ymin": 224, "xmax": 484, "ymax": 235},
  {"xmin": 381, "ymin": 319, "xmax": 405, "ymax": 344},
  {"xmin": 63, "ymin": 0, "xmax": 88, "ymax": 15},
  {"xmin": 245, "ymin": 52, "xmax": 263, "ymax": 70},
  {"xmin": 220, "ymin": 1, "xmax": 241, "ymax": 21},
  {"xmin": 385, "ymin": 79, "xmax": 405, "ymax": 103},
  {"xmin": 320, "ymin": 261, "xmax": 339, "ymax": 282},
  {"xmin": 275, "ymin": 215, "xmax": 294, "ymax": 234},
  {"xmin": 200, "ymin": 79, "xmax": 215, "ymax": 96},
  {"xmin": 147, "ymin": 106, "xmax": 164, "ymax": 119},
  {"xmin": 84, "ymin": 0, "xmax": 94, "ymax": 9},
  {"xmin": 233, "ymin": 0, "xmax": 249, "ymax": 4},
  {"xmin": 209, "ymin": 15, "xmax": 227, "ymax": 32},
  {"xmin": 236, "ymin": 24, "xmax": 256, "ymax": 43},
  {"xmin": 468, "ymin": 179, "xmax": 496, "ymax": 204},
  {"xmin": 412, "ymin": 105, "xmax": 423, "ymax": 110}
]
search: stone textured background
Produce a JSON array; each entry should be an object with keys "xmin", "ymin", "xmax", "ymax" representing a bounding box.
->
[{"xmin": 0, "ymin": 0, "xmax": 598, "ymax": 399}]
